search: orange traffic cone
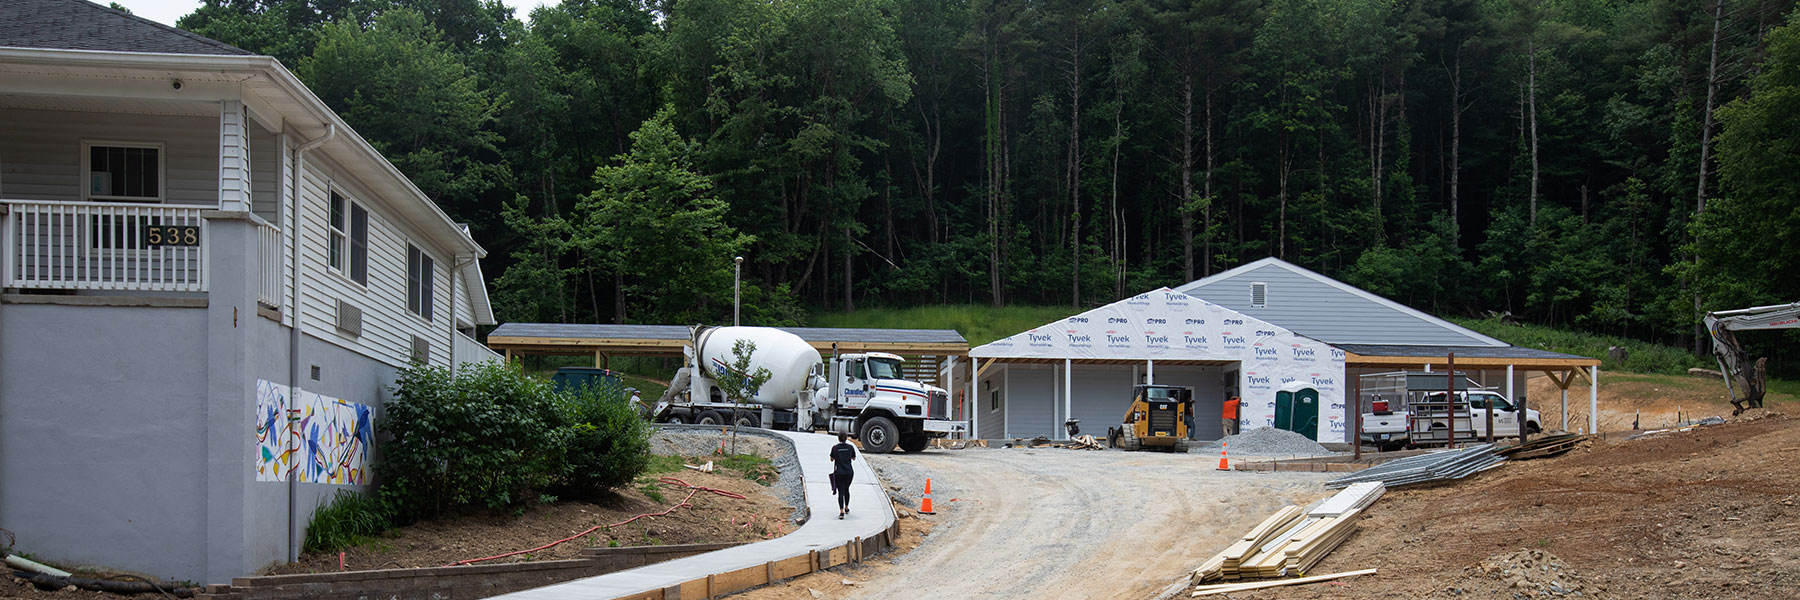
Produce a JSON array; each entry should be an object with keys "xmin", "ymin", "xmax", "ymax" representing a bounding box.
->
[
  {"xmin": 918, "ymin": 478, "xmax": 936, "ymax": 514},
  {"xmin": 1217, "ymin": 441, "xmax": 1230, "ymax": 471}
]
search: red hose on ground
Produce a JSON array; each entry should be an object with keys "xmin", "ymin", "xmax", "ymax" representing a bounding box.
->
[{"xmin": 446, "ymin": 477, "xmax": 750, "ymax": 566}]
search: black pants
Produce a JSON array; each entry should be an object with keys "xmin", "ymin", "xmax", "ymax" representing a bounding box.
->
[{"xmin": 832, "ymin": 469, "xmax": 854, "ymax": 510}]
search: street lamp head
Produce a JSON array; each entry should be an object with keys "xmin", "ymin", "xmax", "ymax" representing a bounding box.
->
[{"xmin": 734, "ymin": 256, "xmax": 744, "ymax": 264}]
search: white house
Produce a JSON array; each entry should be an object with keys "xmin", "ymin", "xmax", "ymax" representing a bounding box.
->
[{"xmin": 0, "ymin": 0, "xmax": 499, "ymax": 583}]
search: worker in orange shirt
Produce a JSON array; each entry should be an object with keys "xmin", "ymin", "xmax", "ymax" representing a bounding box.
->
[{"xmin": 1222, "ymin": 396, "xmax": 1241, "ymax": 437}]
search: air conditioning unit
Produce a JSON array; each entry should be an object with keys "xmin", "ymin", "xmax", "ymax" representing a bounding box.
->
[{"xmin": 336, "ymin": 299, "xmax": 362, "ymax": 336}]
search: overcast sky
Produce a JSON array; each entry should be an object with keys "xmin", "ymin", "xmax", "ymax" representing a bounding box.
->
[{"xmin": 112, "ymin": 0, "xmax": 557, "ymax": 28}]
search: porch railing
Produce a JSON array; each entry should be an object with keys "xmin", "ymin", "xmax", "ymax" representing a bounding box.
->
[
  {"xmin": 256, "ymin": 218, "xmax": 282, "ymax": 308},
  {"xmin": 3, "ymin": 200, "xmax": 207, "ymax": 292}
]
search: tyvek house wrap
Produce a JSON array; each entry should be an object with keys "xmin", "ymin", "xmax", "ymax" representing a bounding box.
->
[{"xmin": 971, "ymin": 287, "xmax": 1347, "ymax": 441}]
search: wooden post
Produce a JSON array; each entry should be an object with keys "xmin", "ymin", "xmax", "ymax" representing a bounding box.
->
[
  {"xmin": 1351, "ymin": 372, "xmax": 1362, "ymax": 460},
  {"xmin": 1446, "ymin": 353, "xmax": 1457, "ymax": 448},
  {"xmin": 594, "ymin": 349, "xmax": 603, "ymax": 369}
]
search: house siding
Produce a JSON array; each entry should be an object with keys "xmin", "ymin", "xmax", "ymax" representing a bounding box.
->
[
  {"xmin": 0, "ymin": 108, "xmax": 219, "ymax": 206},
  {"xmin": 294, "ymin": 153, "xmax": 453, "ymax": 369},
  {"xmin": 1178, "ymin": 263, "xmax": 1498, "ymax": 347}
]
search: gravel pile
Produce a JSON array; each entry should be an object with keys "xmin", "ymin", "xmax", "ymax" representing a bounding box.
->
[
  {"xmin": 866, "ymin": 453, "xmax": 932, "ymax": 507},
  {"xmin": 649, "ymin": 424, "xmax": 807, "ymax": 524},
  {"xmin": 1442, "ymin": 549, "xmax": 1606, "ymax": 599},
  {"xmin": 1191, "ymin": 426, "xmax": 1336, "ymax": 457}
]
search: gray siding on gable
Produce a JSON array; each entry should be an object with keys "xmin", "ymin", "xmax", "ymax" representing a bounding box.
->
[{"xmin": 1179, "ymin": 263, "xmax": 1496, "ymax": 346}]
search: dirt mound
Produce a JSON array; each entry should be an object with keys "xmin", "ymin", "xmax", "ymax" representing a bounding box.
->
[
  {"xmin": 1447, "ymin": 549, "xmax": 1605, "ymax": 599},
  {"xmin": 1238, "ymin": 411, "xmax": 1800, "ymax": 599}
]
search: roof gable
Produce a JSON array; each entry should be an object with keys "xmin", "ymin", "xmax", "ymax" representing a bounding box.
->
[
  {"xmin": 970, "ymin": 287, "xmax": 1319, "ymax": 360},
  {"xmin": 1176, "ymin": 257, "xmax": 1506, "ymax": 347},
  {"xmin": 2, "ymin": 0, "xmax": 251, "ymax": 56}
]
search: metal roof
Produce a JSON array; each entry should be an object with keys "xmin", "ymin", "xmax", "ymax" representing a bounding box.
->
[
  {"xmin": 2, "ymin": 0, "xmax": 252, "ymax": 56},
  {"xmin": 1336, "ymin": 343, "xmax": 1598, "ymax": 369},
  {"xmin": 486, "ymin": 323, "xmax": 969, "ymax": 357}
]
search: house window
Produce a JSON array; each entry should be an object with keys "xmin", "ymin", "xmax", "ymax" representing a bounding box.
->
[
  {"xmin": 330, "ymin": 192, "xmax": 368, "ymax": 285},
  {"xmin": 1251, "ymin": 281, "xmax": 1268, "ymax": 308},
  {"xmin": 408, "ymin": 244, "xmax": 434, "ymax": 322},
  {"xmin": 990, "ymin": 389, "xmax": 1000, "ymax": 412},
  {"xmin": 83, "ymin": 142, "xmax": 163, "ymax": 201}
]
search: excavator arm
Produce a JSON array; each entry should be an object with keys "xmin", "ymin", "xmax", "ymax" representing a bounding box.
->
[{"xmin": 1704, "ymin": 301, "xmax": 1800, "ymax": 414}]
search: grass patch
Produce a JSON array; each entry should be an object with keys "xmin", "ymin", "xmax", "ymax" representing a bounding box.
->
[
  {"xmin": 302, "ymin": 490, "xmax": 389, "ymax": 554},
  {"xmin": 1449, "ymin": 317, "xmax": 1710, "ymax": 376},
  {"xmin": 808, "ymin": 305, "xmax": 1077, "ymax": 346},
  {"xmin": 720, "ymin": 453, "xmax": 777, "ymax": 485},
  {"xmin": 643, "ymin": 454, "xmax": 686, "ymax": 475}
]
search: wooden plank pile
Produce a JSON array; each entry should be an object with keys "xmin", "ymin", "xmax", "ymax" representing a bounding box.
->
[
  {"xmin": 1061, "ymin": 435, "xmax": 1105, "ymax": 450},
  {"xmin": 1190, "ymin": 483, "xmax": 1384, "ymax": 587},
  {"xmin": 1497, "ymin": 433, "xmax": 1587, "ymax": 460}
]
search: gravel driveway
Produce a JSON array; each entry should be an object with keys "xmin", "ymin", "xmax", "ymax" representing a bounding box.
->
[{"xmin": 860, "ymin": 448, "xmax": 1333, "ymax": 600}]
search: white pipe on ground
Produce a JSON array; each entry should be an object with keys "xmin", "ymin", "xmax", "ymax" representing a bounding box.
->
[{"xmin": 6, "ymin": 554, "xmax": 73, "ymax": 578}]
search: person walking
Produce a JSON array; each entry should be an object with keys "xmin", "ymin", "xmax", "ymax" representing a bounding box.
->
[
  {"xmin": 829, "ymin": 432, "xmax": 856, "ymax": 518},
  {"xmin": 1222, "ymin": 396, "xmax": 1241, "ymax": 437}
]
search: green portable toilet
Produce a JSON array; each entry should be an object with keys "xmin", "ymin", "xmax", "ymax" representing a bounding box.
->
[{"xmin": 1273, "ymin": 381, "xmax": 1320, "ymax": 441}]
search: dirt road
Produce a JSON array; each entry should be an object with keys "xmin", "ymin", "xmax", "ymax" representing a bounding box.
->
[{"xmin": 755, "ymin": 448, "xmax": 1332, "ymax": 600}]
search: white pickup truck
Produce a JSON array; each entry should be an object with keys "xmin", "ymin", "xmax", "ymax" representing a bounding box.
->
[
  {"xmin": 1363, "ymin": 391, "xmax": 1542, "ymax": 450},
  {"xmin": 1417, "ymin": 390, "xmax": 1542, "ymax": 440}
]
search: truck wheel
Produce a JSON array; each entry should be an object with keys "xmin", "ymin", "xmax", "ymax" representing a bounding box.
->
[
  {"xmin": 859, "ymin": 417, "xmax": 900, "ymax": 453},
  {"xmin": 732, "ymin": 411, "xmax": 761, "ymax": 429},
  {"xmin": 1528, "ymin": 421, "xmax": 1542, "ymax": 434},
  {"xmin": 899, "ymin": 434, "xmax": 929, "ymax": 453},
  {"xmin": 664, "ymin": 413, "xmax": 688, "ymax": 424},
  {"xmin": 696, "ymin": 410, "xmax": 725, "ymax": 426}
]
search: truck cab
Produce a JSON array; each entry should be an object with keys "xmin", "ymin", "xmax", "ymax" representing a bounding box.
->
[{"xmin": 826, "ymin": 352, "xmax": 962, "ymax": 453}]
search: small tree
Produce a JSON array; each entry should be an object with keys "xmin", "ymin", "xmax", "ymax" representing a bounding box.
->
[{"xmin": 713, "ymin": 339, "xmax": 772, "ymax": 454}]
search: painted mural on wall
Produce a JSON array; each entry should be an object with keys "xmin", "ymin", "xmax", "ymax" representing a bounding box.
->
[
  {"xmin": 255, "ymin": 379, "xmax": 373, "ymax": 484},
  {"xmin": 972, "ymin": 287, "xmax": 1345, "ymax": 441}
]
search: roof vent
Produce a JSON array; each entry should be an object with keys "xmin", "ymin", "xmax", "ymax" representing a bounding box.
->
[{"xmin": 1251, "ymin": 282, "xmax": 1267, "ymax": 308}]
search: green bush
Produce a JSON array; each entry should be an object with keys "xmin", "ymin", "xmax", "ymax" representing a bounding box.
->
[
  {"xmin": 558, "ymin": 387, "xmax": 652, "ymax": 499},
  {"xmin": 302, "ymin": 490, "xmax": 389, "ymax": 554},
  {"xmin": 377, "ymin": 362, "xmax": 573, "ymax": 524}
]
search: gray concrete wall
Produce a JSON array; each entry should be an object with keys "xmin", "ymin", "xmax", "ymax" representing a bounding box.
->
[{"xmin": 0, "ymin": 302, "xmax": 211, "ymax": 579}]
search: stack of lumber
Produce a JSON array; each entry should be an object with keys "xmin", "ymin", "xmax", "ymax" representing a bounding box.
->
[
  {"xmin": 1308, "ymin": 482, "xmax": 1384, "ymax": 517},
  {"xmin": 1192, "ymin": 484, "xmax": 1383, "ymax": 583},
  {"xmin": 1497, "ymin": 433, "xmax": 1586, "ymax": 459}
]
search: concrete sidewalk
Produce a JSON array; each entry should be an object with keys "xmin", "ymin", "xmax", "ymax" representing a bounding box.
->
[{"xmin": 492, "ymin": 430, "xmax": 897, "ymax": 600}]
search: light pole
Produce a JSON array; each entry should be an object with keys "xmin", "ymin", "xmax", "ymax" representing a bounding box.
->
[{"xmin": 733, "ymin": 255, "xmax": 744, "ymax": 326}]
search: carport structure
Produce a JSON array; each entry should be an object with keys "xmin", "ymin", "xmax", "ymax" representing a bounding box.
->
[
  {"xmin": 1336, "ymin": 344, "xmax": 1601, "ymax": 434},
  {"xmin": 485, "ymin": 323, "xmax": 969, "ymax": 386}
]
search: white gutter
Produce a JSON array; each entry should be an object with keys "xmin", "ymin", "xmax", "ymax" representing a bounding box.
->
[{"xmin": 286, "ymin": 123, "xmax": 335, "ymax": 562}]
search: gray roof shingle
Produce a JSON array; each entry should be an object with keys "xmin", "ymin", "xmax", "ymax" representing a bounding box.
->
[
  {"xmin": 1334, "ymin": 344, "xmax": 1595, "ymax": 362},
  {"xmin": 1, "ymin": 0, "xmax": 252, "ymax": 56}
]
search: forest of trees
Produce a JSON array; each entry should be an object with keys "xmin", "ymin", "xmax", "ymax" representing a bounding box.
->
[{"xmin": 179, "ymin": 0, "xmax": 1800, "ymax": 358}]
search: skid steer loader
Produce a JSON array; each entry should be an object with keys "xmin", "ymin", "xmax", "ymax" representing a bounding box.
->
[{"xmin": 1107, "ymin": 384, "xmax": 1194, "ymax": 452}]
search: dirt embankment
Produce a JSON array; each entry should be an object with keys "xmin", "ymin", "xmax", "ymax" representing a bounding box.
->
[{"xmin": 1241, "ymin": 410, "xmax": 1799, "ymax": 600}]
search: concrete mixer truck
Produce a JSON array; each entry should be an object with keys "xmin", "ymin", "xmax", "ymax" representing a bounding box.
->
[{"xmin": 650, "ymin": 325, "xmax": 966, "ymax": 453}]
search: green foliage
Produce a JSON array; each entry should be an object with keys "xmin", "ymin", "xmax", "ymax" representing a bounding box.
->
[
  {"xmin": 560, "ymin": 387, "xmax": 653, "ymax": 499},
  {"xmin": 302, "ymin": 490, "xmax": 389, "ymax": 555},
  {"xmin": 720, "ymin": 454, "xmax": 777, "ymax": 484},
  {"xmin": 1704, "ymin": 10, "xmax": 1800, "ymax": 312},
  {"xmin": 375, "ymin": 362, "xmax": 651, "ymax": 523},
  {"xmin": 377, "ymin": 362, "xmax": 572, "ymax": 523},
  {"xmin": 1450, "ymin": 317, "xmax": 1709, "ymax": 376},
  {"xmin": 643, "ymin": 454, "xmax": 687, "ymax": 475},
  {"xmin": 714, "ymin": 339, "xmax": 774, "ymax": 406}
]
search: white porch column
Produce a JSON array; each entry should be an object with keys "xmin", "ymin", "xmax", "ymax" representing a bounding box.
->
[
  {"xmin": 1063, "ymin": 358, "xmax": 1073, "ymax": 439},
  {"xmin": 969, "ymin": 356, "xmax": 979, "ymax": 439},
  {"xmin": 1561, "ymin": 385, "xmax": 1569, "ymax": 432},
  {"xmin": 947, "ymin": 356, "xmax": 960, "ymax": 438},
  {"xmin": 1146, "ymin": 359, "xmax": 1155, "ymax": 384},
  {"xmin": 218, "ymin": 100, "xmax": 252, "ymax": 213},
  {"xmin": 1505, "ymin": 364, "xmax": 1515, "ymax": 403},
  {"xmin": 1589, "ymin": 366, "xmax": 1599, "ymax": 433}
]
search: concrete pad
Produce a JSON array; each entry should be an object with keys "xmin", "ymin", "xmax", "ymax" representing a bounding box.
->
[{"xmin": 491, "ymin": 430, "xmax": 894, "ymax": 600}]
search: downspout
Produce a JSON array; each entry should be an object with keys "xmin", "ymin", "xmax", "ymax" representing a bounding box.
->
[
  {"xmin": 287, "ymin": 124, "xmax": 334, "ymax": 562},
  {"xmin": 450, "ymin": 256, "xmax": 472, "ymax": 373}
]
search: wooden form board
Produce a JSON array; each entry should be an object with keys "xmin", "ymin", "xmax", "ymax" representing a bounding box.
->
[
  {"xmin": 616, "ymin": 528, "xmax": 895, "ymax": 599},
  {"xmin": 1192, "ymin": 505, "xmax": 1364, "ymax": 583},
  {"xmin": 1192, "ymin": 568, "xmax": 1378, "ymax": 596}
]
